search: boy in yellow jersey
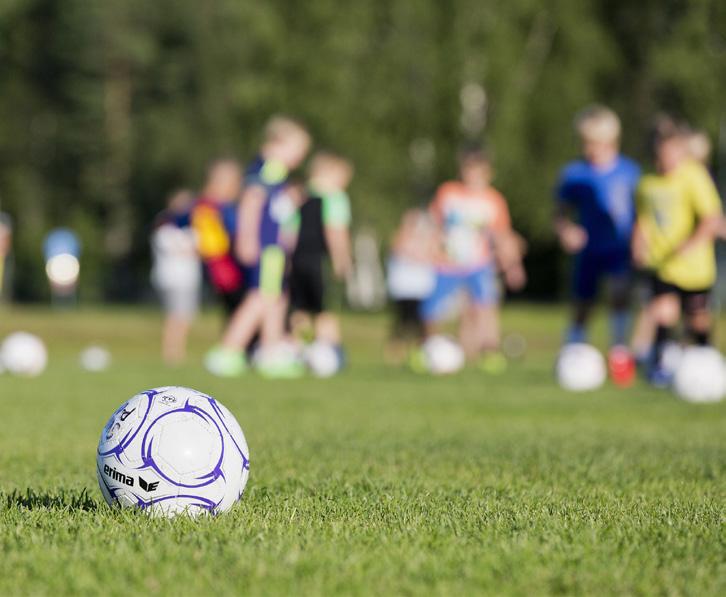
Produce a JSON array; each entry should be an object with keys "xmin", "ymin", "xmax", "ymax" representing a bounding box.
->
[{"xmin": 633, "ymin": 119, "xmax": 723, "ymax": 386}]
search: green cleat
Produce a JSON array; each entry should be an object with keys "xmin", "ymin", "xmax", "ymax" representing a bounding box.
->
[
  {"xmin": 204, "ymin": 346, "xmax": 247, "ymax": 378},
  {"xmin": 479, "ymin": 351, "xmax": 508, "ymax": 375},
  {"xmin": 408, "ymin": 348, "xmax": 428, "ymax": 374}
]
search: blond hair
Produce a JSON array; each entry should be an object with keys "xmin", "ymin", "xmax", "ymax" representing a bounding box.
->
[
  {"xmin": 309, "ymin": 151, "xmax": 354, "ymax": 181},
  {"xmin": 264, "ymin": 115, "xmax": 310, "ymax": 146},
  {"xmin": 687, "ymin": 130, "xmax": 712, "ymax": 164},
  {"xmin": 575, "ymin": 105, "xmax": 621, "ymax": 143}
]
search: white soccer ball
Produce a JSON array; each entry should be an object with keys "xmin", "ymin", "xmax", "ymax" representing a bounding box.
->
[
  {"xmin": 97, "ymin": 386, "xmax": 250, "ymax": 517},
  {"xmin": 80, "ymin": 345, "xmax": 111, "ymax": 372},
  {"xmin": 304, "ymin": 341, "xmax": 341, "ymax": 378},
  {"xmin": 422, "ymin": 335, "xmax": 465, "ymax": 375},
  {"xmin": 673, "ymin": 346, "xmax": 726, "ymax": 404},
  {"xmin": 556, "ymin": 343, "xmax": 606, "ymax": 392},
  {"xmin": 0, "ymin": 332, "xmax": 48, "ymax": 377}
]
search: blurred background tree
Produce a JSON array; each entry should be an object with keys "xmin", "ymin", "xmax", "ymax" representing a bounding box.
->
[{"xmin": 0, "ymin": 0, "xmax": 724, "ymax": 301}]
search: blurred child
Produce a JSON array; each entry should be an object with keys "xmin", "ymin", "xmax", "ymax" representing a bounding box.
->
[
  {"xmin": 631, "ymin": 127, "xmax": 715, "ymax": 358},
  {"xmin": 385, "ymin": 209, "xmax": 437, "ymax": 363},
  {"xmin": 206, "ymin": 116, "xmax": 311, "ymax": 377},
  {"xmin": 632, "ymin": 119, "xmax": 723, "ymax": 386},
  {"xmin": 421, "ymin": 147, "xmax": 526, "ymax": 370},
  {"xmin": 554, "ymin": 105, "xmax": 640, "ymax": 385},
  {"xmin": 189, "ymin": 159, "xmax": 245, "ymax": 316},
  {"xmin": 151, "ymin": 190, "xmax": 202, "ymax": 365},
  {"xmin": 289, "ymin": 152, "xmax": 354, "ymax": 353}
]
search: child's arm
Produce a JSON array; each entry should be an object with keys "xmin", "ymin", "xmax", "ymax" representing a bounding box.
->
[
  {"xmin": 325, "ymin": 226, "xmax": 352, "ymax": 279},
  {"xmin": 323, "ymin": 192, "xmax": 353, "ymax": 279},
  {"xmin": 674, "ymin": 215, "xmax": 721, "ymax": 256},
  {"xmin": 672, "ymin": 165, "xmax": 721, "ymax": 258},
  {"xmin": 553, "ymin": 203, "xmax": 587, "ymax": 254},
  {"xmin": 631, "ymin": 221, "xmax": 649, "ymax": 268},
  {"xmin": 491, "ymin": 194, "xmax": 526, "ymax": 291},
  {"xmin": 235, "ymin": 186, "xmax": 266, "ymax": 265},
  {"xmin": 493, "ymin": 230, "xmax": 527, "ymax": 291}
]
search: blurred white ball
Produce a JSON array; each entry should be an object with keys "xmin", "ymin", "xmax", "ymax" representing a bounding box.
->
[
  {"xmin": 423, "ymin": 335, "xmax": 465, "ymax": 375},
  {"xmin": 556, "ymin": 343, "xmax": 606, "ymax": 392},
  {"xmin": 1, "ymin": 332, "xmax": 48, "ymax": 377},
  {"xmin": 304, "ymin": 341, "xmax": 341, "ymax": 378},
  {"xmin": 80, "ymin": 345, "xmax": 111, "ymax": 372},
  {"xmin": 673, "ymin": 346, "xmax": 726, "ymax": 404}
]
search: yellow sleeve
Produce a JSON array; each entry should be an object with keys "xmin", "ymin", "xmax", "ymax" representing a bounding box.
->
[{"xmin": 687, "ymin": 162, "xmax": 722, "ymax": 219}]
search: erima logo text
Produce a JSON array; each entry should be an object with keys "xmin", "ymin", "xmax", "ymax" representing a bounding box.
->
[
  {"xmin": 139, "ymin": 477, "xmax": 159, "ymax": 492},
  {"xmin": 104, "ymin": 464, "xmax": 134, "ymax": 487},
  {"xmin": 119, "ymin": 407, "xmax": 136, "ymax": 422}
]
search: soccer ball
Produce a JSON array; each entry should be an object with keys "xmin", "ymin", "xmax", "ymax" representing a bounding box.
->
[
  {"xmin": 0, "ymin": 332, "xmax": 48, "ymax": 377},
  {"xmin": 422, "ymin": 335, "xmax": 465, "ymax": 375},
  {"xmin": 304, "ymin": 341, "xmax": 341, "ymax": 378},
  {"xmin": 673, "ymin": 346, "xmax": 726, "ymax": 403},
  {"xmin": 97, "ymin": 386, "xmax": 250, "ymax": 517},
  {"xmin": 80, "ymin": 345, "xmax": 111, "ymax": 372},
  {"xmin": 556, "ymin": 343, "xmax": 606, "ymax": 392}
]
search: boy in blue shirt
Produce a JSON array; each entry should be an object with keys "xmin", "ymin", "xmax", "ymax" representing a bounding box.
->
[
  {"xmin": 206, "ymin": 116, "xmax": 311, "ymax": 377},
  {"xmin": 554, "ymin": 105, "xmax": 640, "ymax": 385}
]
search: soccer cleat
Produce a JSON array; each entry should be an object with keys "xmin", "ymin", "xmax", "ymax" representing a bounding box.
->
[
  {"xmin": 479, "ymin": 351, "xmax": 508, "ymax": 375},
  {"xmin": 408, "ymin": 348, "xmax": 428, "ymax": 374},
  {"xmin": 256, "ymin": 357, "xmax": 305, "ymax": 379},
  {"xmin": 254, "ymin": 343, "xmax": 305, "ymax": 379},
  {"xmin": 608, "ymin": 345, "xmax": 636, "ymax": 387},
  {"xmin": 204, "ymin": 346, "xmax": 247, "ymax": 378},
  {"xmin": 647, "ymin": 365, "xmax": 673, "ymax": 390}
]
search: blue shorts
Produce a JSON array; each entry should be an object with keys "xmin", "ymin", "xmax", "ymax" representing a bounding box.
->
[
  {"xmin": 421, "ymin": 266, "xmax": 499, "ymax": 322},
  {"xmin": 573, "ymin": 250, "xmax": 631, "ymax": 301}
]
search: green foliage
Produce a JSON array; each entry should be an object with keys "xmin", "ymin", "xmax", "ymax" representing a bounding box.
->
[
  {"xmin": 0, "ymin": 0, "xmax": 724, "ymax": 299},
  {"xmin": 0, "ymin": 307, "xmax": 724, "ymax": 594}
]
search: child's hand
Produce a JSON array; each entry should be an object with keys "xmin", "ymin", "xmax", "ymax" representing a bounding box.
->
[
  {"xmin": 557, "ymin": 222, "xmax": 587, "ymax": 254},
  {"xmin": 504, "ymin": 264, "xmax": 526, "ymax": 292}
]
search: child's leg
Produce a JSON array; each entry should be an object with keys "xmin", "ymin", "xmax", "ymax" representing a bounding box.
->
[
  {"xmin": 568, "ymin": 301, "xmax": 592, "ymax": 344},
  {"xmin": 651, "ymin": 291, "xmax": 681, "ymax": 368},
  {"xmin": 162, "ymin": 314, "xmax": 191, "ymax": 365},
  {"xmin": 471, "ymin": 304, "xmax": 500, "ymax": 353},
  {"xmin": 631, "ymin": 302, "xmax": 656, "ymax": 361},
  {"xmin": 683, "ymin": 291, "xmax": 712, "ymax": 346},
  {"xmin": 608, "ymin": 270, "xmax": 631, "ymax": 347},
  {"xmin": 314, "ymin": 312, "xmax": 342, "ymax": 345},
  {"xmin": 567, "ymin": 253, "xmax": 599, "ymax": 344},
  {"xmin": 261, "ymin": 293, "xmax": 289, "ymax": 347},
  {"xmin": 464, "ymin": 265, "xmax": 500, "ymax": 354},
  {"xmin": 420, "ymin": 271, "xmax": 458, "ymax": 338},
  {"xmin": 220, "ymin": 290, "xmax": 267, "ymax": 351}
]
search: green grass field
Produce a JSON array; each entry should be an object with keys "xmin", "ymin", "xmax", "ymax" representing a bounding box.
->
[{"xmin": 0, "ymin": 306, "xmax": 724, "ymax": 596}]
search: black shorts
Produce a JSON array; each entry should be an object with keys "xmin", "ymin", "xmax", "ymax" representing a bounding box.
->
[
  {"xmin": 651, "ymin": 276, "xmax": 711, "ymax": 315},
  {"xmin": 290, "ymin": 257, "xmax": 325, "ymax": 315},
  {"xmin": 391, "ymin": 299, "xmax": 425, "ymax": 341}
]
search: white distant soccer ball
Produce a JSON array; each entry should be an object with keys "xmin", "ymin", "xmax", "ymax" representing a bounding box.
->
[
  {"xmin": 673, "ymin": 346, "xmax": 726, "ymax": 404},
  {"xmin": 97, "ymin": 386, "xmax": 250, "ymax": 517},
  {"xmin": 0, "ymin": 332, "xmax": 48, "ymax": 377},
  {"xmin": 80, "ymin": 345, "xmax": 111, "ymax": 372},
  {"xmin": 304, "ymin": 341, "xmax": 341, "ymax": 378},
  {"xmin": 556, "ymin": 343, "xmax": 606, "ymax": 392},
  {"xmin": 422, "ymin": 335, "xmax": 465, "ymax": 375}
]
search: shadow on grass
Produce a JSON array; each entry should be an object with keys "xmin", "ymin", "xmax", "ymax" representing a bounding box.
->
[{"xmin": 3, "ymin": 488, "xmax": 99, "ymax": 512}]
